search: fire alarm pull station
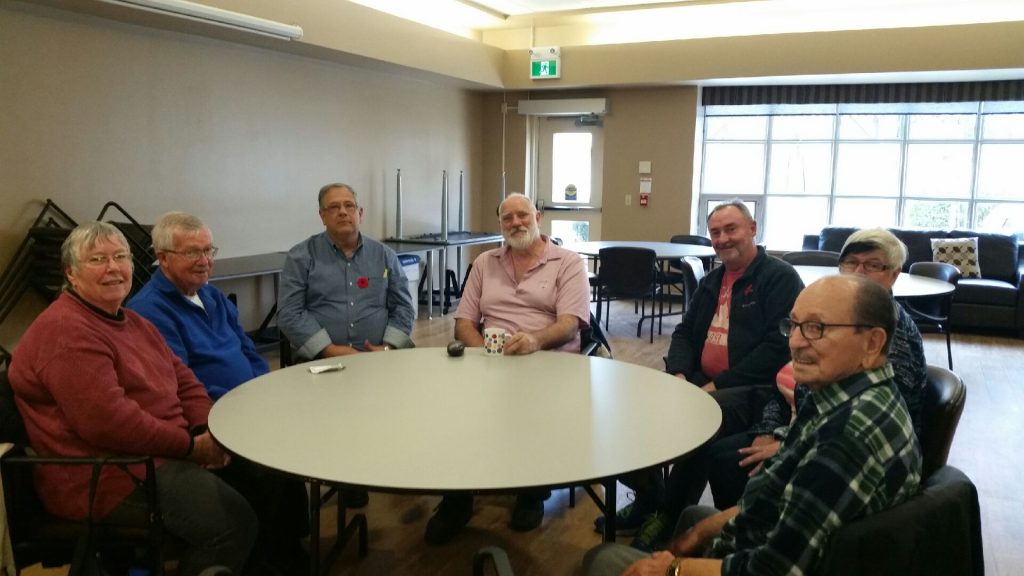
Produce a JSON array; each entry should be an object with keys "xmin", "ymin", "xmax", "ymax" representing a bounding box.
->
[{"xmin": 640, "ymin": 193, "xmax": 649, "ymax": 206}]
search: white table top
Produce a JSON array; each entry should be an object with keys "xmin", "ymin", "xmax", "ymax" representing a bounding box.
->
[
  {"xmin": 794, "ymin": 265, "xmax": 956, "ymax": 298},
  {"xmin": 208, "ymin": 348, "xmax": 721, "ymax": 493},
  {"xmin": 565, "ymin": 241, "xmax": 716, "ymax": 259}
]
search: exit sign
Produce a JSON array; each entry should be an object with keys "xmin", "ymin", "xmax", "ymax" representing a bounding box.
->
[{"xmin": 530, "ymin": 46, "xmax": 561, "ymax": 80}]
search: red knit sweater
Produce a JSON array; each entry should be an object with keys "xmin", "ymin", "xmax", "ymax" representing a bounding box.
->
[{"xmin": 9, "ymin": 292, "xmax": 212, "ymax": 520}]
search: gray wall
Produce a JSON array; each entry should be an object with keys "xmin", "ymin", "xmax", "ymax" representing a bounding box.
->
[{"xmin": 0, "ymin": 2, "xmax": 484, "ymax": 348}]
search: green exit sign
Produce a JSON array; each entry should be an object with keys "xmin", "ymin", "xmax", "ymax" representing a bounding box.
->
[
  {"xmin": 531, "ymin": 60, "xmax": 558, "ymax": 79},
  {"xmin": 530, "ymin": 46, "xmax": 561, "ymax": 80}
]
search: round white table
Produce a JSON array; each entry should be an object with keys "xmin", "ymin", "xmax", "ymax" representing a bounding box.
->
[
  {"xmin": 209, "ymin": 348, "xmax": 721, "ymax": 564},
  {"xmin": 565, "ymin": 240, "xmax": 715, "ymax": 259},
  {"xmin": 794, "ymin": 265, "xmax": 955, "ymax": 298}
]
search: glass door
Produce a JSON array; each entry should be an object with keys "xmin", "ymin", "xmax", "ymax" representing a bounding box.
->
[{"xmin": 531, "ymin": 116, "xmax": 603, "ymax": 242}]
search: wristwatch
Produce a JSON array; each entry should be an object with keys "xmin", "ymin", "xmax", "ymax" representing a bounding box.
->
[{"xmin": 666, "ymin": 558, "xmax": 682, "ymax": 576}]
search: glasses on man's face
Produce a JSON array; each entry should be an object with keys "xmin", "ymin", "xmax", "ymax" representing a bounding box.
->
[
  {"xmin": 779, "ymin": 318, "xmax": 875, "ymax": 340},
  {"xmin": 838, "ymin": 259, "xmax": 892, "ymax": 273},
  {"xmin": 166, "ymin": 247, "xmax": 218, "ymax": 262},
  {"xmin": 83, "ymin": 252, "xmax": 132, "ymax": 268},
  {"xmin": 321, "ymin": 202, "xmax": 359, "ymax": 215}
]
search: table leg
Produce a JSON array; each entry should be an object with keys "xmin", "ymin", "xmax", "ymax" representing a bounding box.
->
[
  {"xmin": 425, "ymin": 251, "xmax": 434, "ymax": 319},
  {"xmin": 603, "ymin": 480, "xmax": 617, "ymax": 542},
  {"xmin": 307, "ymin": 481, "xmax": 368, "ymax": 576},
  {"xmin": 583, "ymin": 480, "xmax": 618, "ymax": 543},
  {"xmin": 439, "ymin": 247, "xmax": 448, "ymax": 315},
  {"xmin": 309, "ymin": 482, "xmax": 321, "ymax": 576}
]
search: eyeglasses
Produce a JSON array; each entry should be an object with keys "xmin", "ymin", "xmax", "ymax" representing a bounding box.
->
[
  {"xmin": 838, "ymin": 259, "xmax": 893, "ymax": 273},
  {"xmin": 779, "ymin": 318, "xmax": 876, "ymax": 340},
  {"xmin": 83, "ymin": 252, "xmax": 132, "ymax": 268},
  {"xmin": 166, "ymin": 247, "xmax": 218, "ymax": 261},
  {"xmin": 321, "ymin": 202, "xmax": 359, "ymax": 215}
]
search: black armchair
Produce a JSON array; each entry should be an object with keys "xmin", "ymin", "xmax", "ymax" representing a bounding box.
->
[
  {"xmin": 0, "ymin": 369, "xmax": 164, "ymax": 576},
  {"xmin": 780, "ymin": 250, "xmax": 841, "ymax": 267},
  {"xmin": 818, "ymin": 465, "xmax": 984, "ymax": 576},
  {"xmin": 920, "ymin": 365, "xmax": 966, "ymax": 479}
]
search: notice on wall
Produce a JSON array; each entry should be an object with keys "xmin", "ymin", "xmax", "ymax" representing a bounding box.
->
[{"xmin": 640, "ymin": 177, "xmax": 652, "ymax": 194}]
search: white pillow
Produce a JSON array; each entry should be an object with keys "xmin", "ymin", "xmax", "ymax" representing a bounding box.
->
[{"xmin": 931, "ymin": 237, "xmax": 981, "ymax": 279}]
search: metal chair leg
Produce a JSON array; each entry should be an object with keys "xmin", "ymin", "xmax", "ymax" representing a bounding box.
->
[{"xmin": 945, "ymin": 329, "xmax": 953, "ymax": 370}]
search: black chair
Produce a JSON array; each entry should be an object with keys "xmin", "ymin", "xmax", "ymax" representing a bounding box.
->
[
  {"xmin": 780, "ymin": 250, "xmax": 841, "ymax": 266},
  {"xmin": 920, "ymin": 365, "xmax": 966, "ymax": 479},
  {"xmin": 597, "ymin": 247, "xmax": 660, "ymax": 343},
  {"xmin": 656, "ymin": 255, "xmax": 705, "ymax": 320},
  {"xmin": 903, "ymin": 262, "xmax": 960, "ymax": 370},
  {"xmin": 473, "ymin": 546, "xmax": 515, "ymax": 576},
  {"xmin": 818, "ymin": 465, "xmax": 984, "ymax": 576},
  {"xmin": 669, "ymin": 234, "xmax": 714, "ymax": 272},
  {"xmin": 0, "ymin": 369, "xmax": 165, "ymax": 576},
  {"xmin": 677, "ymin": 256, "xmax": 705, "ymax": 307},
  {"xmin": 580, "ymin": 312, "xmax": 612, "ymax": 358}
]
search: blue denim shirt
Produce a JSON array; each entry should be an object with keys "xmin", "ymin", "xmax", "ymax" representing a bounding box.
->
[{"xmin": 278, "ymin": 232, "xmax": 414, "ymax": 359}]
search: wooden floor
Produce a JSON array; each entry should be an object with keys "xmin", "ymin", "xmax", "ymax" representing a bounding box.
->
[{"xmin": 23, "ymin": 299, "xmax": 1024, "ymax": 576}]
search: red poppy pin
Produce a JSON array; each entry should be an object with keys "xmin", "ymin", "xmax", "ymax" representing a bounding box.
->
[{"xmin": 356, "ymin": 276, "xmax": 369, "ymax": 289}]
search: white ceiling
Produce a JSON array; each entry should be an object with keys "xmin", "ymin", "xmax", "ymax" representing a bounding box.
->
[
  {"xmin": 466, "ymin": 0, "xmax": 698, "ymax": 16},
  {"xmin": 352, "ymin": 0, "xmax": 1024, "ymax": 47}
]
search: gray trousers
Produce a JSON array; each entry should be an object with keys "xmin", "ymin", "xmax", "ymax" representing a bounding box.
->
[
  {"xmin": 106, "ymin": 460, "xmax": 258, "ymax": 576},
  {"xmin": 582, "ymin": 505, "xmax": 719, "ymax": 576}
]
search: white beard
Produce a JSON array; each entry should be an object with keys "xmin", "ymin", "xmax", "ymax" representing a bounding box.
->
[{"xmin": 504, "ymin": 225, "xmax": 539, "ymax": 250}]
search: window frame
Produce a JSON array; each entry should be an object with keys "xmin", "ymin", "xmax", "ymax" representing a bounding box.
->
[{"xmin": 696, "ymin": 101, "xmax": 1024, "ymax": 247}]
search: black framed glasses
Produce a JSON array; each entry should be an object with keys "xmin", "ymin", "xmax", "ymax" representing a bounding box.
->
[
  {"xmin": 838, "ymin": 259, "xmax": 893, "ymax": 273},
  {"xmin": 321, "ymin": 202, "xmax": 359, "ymax": 215},
  {"xmin": 166, "ymin": 247, "xmax": 218, "ymax": 261},
  {"xmin": 779, "ymin": 318, "xmax": 876, "ymax": 340}
]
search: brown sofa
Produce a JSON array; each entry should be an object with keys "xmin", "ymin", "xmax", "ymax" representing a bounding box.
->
[{"xmin": 803, "ymin": 227, "xmax": 1024, "ymax": 336}]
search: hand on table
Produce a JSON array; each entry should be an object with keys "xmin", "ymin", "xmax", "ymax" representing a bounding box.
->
[
  {"xmin": 504, "ymin": 332, "xmax": 541, "ymax": 355},
  {"xmin": 321, "ymin": 343, "xmax": 359, "ymax": 357},
  {"xmin": 364, "ymin": 340, "xmax": 391, "ymax": 352}
]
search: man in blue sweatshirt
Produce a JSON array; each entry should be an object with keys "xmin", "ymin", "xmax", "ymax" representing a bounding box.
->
[
  {"xmin": 129, "ymin": 211, "xmax": 267, "ymax": 400},
  {"xmin": 129, "ymin": 211, "xmax": 308, "ymax": 574}
]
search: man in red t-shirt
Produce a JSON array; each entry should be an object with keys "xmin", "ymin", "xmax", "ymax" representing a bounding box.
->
[{"xmin": 596, "ymin": 200, "xmax": 802, "ymax": 538}]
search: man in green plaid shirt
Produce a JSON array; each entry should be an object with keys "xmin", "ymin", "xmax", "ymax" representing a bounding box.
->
[{"xmin": 585, "ymin": 274, "xmax": 922, "ymax": 576}]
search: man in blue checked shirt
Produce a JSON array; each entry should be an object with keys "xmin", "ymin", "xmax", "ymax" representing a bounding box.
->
[
  {"xmin": 583, "ymin": 274, "xmax": 922, "ymax": 576},
  {"xmin": 278, "ymin": 182, "xmax": 415, "ymax": 361}
]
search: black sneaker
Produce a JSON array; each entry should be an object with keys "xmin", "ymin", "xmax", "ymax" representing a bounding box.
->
[
  {"xmin": 509, "ymin": 495, "xmax": 545, "ymax": 532},
  {"xmin": 341, "ymin": 487, "xmax": 369, "ymax": 509},
  {"xmin": 424, "ymin": 495, "xmax": 473, "ymax": 546},
  {"xmin": 593, "ymin": 501, "xmax": 654, "ymax": 536}
]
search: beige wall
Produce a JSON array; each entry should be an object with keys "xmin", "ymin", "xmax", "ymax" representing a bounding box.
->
[
  {"xmin": 0, "ymin": 2, "xmax": 484, "ymax": 347},
  {"xmin": 601, "ymin": 87, "xmax": 699, "ymax": 241},
  {"xmin": 480, "ymin": 88, "xmax": 700, "ymax": 241}
]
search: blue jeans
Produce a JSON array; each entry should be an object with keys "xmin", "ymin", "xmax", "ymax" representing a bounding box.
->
[{"xmin": 106, "ymin": 460, "xmax": 258, "ymax": 576}]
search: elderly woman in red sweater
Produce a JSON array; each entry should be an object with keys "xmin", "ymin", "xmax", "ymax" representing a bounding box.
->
[{"xmin": 9, "ymin": 221, "xmax": 256, "ymax": 576}]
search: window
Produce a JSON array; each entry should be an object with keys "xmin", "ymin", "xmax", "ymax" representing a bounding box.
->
[
  {"xmin": 698, "ymin": 103, "xmax": 1024, "ymax": 249},
  {"xmin": 551, "ymin": 132, "xmax": 593, "ymax": 203}
]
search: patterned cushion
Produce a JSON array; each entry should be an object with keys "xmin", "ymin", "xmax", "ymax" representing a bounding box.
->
[{"xmin": 931, "ymin": 237, "xmax": 981, "ymax": 279}]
